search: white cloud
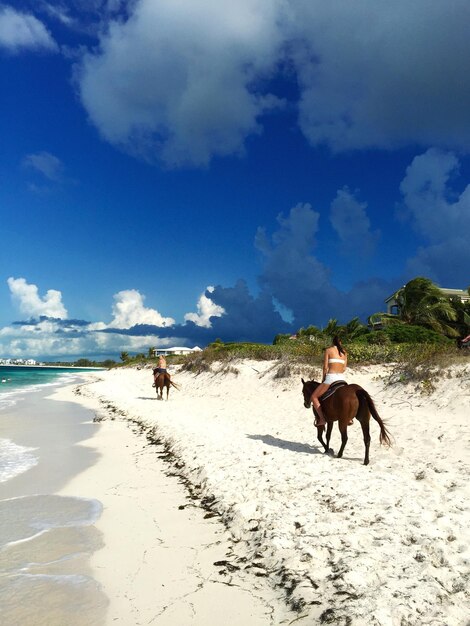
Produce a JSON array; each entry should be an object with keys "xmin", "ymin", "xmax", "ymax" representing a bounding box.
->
[
  {"xmin": 329, "ymin": 188, "xmax": 379, "ymax": 257},
  {"xmin": 399, "ymin": 148, "xmax": 470, "ymax": 286},
  {"xmin": 74, "ymin": 0, "xmax": 470, "ymax": 165},
  {"xmin": 23, "ymin": 151, "xmax": 64, "ymax": 181},
  {"xmin": 76, "ymin": 0, "xmax": 284, "ymax": 167},
  {"xmin": 290, "ymin": 1, "xmax": 470, "ymax": 152},
  {"xmin": 256, "ymin": 203, "xmax": 342, "ymax": 325},
  {"xmin": 184, "ymin": 286, "xmax": 225, "ymax": 328},
  {"xmin": 107, "ymin": 289, "xmax": 175, "ymax": 328},
  {"xmin": 0, "ymin": 319, "xmax": 175, "ymax": 359},
  {"xmin": 8, "ymin": 277, "xmax": 68, "ymax": 319},
  {"xmin": 0, "ymin": 6, "xmax": 58, "ymax": 53}
]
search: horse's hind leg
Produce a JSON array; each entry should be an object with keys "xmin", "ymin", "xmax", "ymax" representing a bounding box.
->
[
  {"xmin": 166, "ymin": 384, "xmax": 169, "ymax": 401},
  {"xmin": 362, "ymin": 422, "xmax": 371, "ymax": 465},
  {"xmin": 357, "ymin": 404, "xmax": 371, "ymax": 465}
]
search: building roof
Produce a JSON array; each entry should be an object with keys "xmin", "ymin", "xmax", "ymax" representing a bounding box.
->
[{"xmin": 385, "ymin": 286, "xmax": 469, "ymax": 303}]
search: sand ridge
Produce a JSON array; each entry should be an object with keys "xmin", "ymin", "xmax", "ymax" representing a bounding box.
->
[{"xmin": 57, "ymin": 360, "xmax": 470, "ymax": 625}]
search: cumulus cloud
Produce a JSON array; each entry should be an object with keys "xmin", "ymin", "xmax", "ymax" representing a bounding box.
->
[
  {"xmin": 0, "ymin": 317, "xmax": 174, "ymax": 360},
  {"xmin": 329, "ymin": 188, "xmax": 379, "ymax": 257},
  {"xmin": 107, "ymin": 289, "xmax": 175, "ymax": 328},
  {"xmin": 1, "ymin": 282, "xmax": 181, "ymax": 358},
  {"xmin": 73, "ymin": 0, "xmax": 470, "ymax": 166},
  {"xmin": 290, "ymin": 1, "xmax": 470, "ymax": 152},
  {"xmin": 76, "ymin": 0, "xmax": 284, "ymax": 166},
  {"xmin": 8, "ymin": 277, "xmax": 68, "ymax": 319},
  {"xmin": 256, "ymin": 203, "xmax": 343, "ymax": 326},
  {"xmin": 184, "ymin": 286, "xmax": 225, "ymax": 328},
  {"xmin": 22, "ymin": 151, "xmax": 64, "ymax": 181},
  {"xmin": 399, "ymin": 148, "xmax": 470, "ymax": 286},
  {"xmin": 0, "ymin": 5, "xmax": 58, "ymax": 53},
  {"xmin": 206, "ymin": 281, "xmax": 290, "ymax": 342},
  {"xmin": 103, "ymin": 280, "xmax": 291, "ymax": 344}
]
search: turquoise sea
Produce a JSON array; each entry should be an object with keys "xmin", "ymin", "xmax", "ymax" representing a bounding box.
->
[
  {"xmin": 0, "ymin": 365, "xmax": 103, "ymax": 482},
  {"xmin": 0, "ymin": 365, "xmax": 103, "ymax": 410}
]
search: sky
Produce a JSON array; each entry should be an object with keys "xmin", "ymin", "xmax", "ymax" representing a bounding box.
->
[{"xmin": 0, "ymin": 0, "xmax": 469, "ymax": 360}]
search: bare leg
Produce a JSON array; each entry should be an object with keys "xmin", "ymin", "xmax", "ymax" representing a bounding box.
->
[{"xmin": 311, "ymin": 384, "xmax": 329, "ymax": 426}]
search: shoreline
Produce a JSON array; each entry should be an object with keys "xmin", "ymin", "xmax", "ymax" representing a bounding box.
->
[{"xmin": 57, "ymin": 361, "xmax": 470, "ymax": 625}]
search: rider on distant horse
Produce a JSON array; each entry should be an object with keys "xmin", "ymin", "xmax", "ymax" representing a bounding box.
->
[{"xmin": 153, "ymin": 355, "xmax": 168, "ymax": 384}]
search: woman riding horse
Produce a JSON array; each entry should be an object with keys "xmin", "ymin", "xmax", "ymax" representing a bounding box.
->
[{"xmin": 302, "ymin": 378, "xmax": 391, "ymax": 465}]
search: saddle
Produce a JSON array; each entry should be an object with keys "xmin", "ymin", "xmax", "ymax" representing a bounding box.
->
[{"xmin": 320, "ymin": 380, "xmax": 347, "ymax": 403}]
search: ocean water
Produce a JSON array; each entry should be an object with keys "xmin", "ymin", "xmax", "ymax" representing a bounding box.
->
[
  {"xmin": 0, "ymin": 365, "xmax": 101, "ymax": 483},
  {"xmin": 0, "ymin": 366, "xmax": 108, "ymax": 624},
  {"xmin": 0, "ymin": 365, "xmax": 94, "ymax": 406}
]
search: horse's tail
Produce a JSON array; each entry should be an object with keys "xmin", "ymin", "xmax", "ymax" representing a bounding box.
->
[
  {"xmin": 169, "ymin": 380, "xmax": 180, "ymax": 390},
  {"xmin": 356, "ymin": 388, "xmax": 392, "ymax": 447}
]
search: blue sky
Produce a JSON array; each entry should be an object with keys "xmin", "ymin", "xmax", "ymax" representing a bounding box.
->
[{"xmin": 1, "ymin": 0, "xmax": 469, "ymax": 360}]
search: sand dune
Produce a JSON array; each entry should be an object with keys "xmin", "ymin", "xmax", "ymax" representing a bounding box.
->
[{"xmin": 61, "ymin": 360, "xmax": 470, "ymax": 625}]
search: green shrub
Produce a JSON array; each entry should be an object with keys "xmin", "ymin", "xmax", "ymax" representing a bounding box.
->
[
  {"xmin": 365, "ymin": 330, "xmax": 391, "ymax": 345},
  {"xmin": 383, "ymin": 324, "xmax": 448, "ymax": 344}
]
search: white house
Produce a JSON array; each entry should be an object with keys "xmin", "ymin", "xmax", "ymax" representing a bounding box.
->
[{"xmin": 155, "ymin": 346, "xmax": 202, "ymax": 356}]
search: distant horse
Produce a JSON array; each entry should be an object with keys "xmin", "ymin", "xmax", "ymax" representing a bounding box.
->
[
  {"xmin": 154, "ymin": 372, "xmax": 180, "ymax": 400},
  {"xmin": 301, "ymin": 379, "xmax": 392, "ymax": 465}
]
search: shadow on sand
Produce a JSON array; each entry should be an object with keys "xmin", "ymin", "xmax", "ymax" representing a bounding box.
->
[
  {"xmin": 247, "ymin": 434, "xmax": 321, "ymax": 455},
  {"xmin": 247, "ymin": 434, "xmax": 363, "ymax": 462}
]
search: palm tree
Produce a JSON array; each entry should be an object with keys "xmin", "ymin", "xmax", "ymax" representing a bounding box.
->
[
  {"xmin": 393, "ymin": 278, "xmax": 457, "ymax": 336},
  {"xmin": 343, "ymin": 317, "xmax": 369, "ymax": 340},
  {"xmin": 323, "ymin": 318, "xmax": 342, "ymax": 338}
]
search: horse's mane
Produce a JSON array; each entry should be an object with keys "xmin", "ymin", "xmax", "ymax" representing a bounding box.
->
[{"xmin": 302, "ymin": 379, "xmax": 321, "ymax": 391}]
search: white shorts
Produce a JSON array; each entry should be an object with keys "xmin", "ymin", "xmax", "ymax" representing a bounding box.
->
[{"xmin": 324, "ymin": 372, "xmax": 346, "ymax": 385}]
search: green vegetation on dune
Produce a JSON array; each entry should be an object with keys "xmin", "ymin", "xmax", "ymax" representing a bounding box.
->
[{"xmin": 110, "ymin": 276, "xmax": 469, "ymax": 388}]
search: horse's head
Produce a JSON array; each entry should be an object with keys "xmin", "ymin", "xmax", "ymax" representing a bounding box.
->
[{"xmin": 301, "ymin": 378, "xmax": 320, "ymax": 409}]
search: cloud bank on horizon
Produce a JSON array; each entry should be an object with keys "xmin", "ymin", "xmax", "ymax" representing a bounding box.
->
[{"xmin": 1, "ymin": 1, "xmax": 469, "ymax": 358}]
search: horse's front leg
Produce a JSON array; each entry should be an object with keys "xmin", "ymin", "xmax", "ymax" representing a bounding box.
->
[
  {"xmin": 336, "ymin": 421, "xmax": 348, "ymax": 458},
  {"xmin": 313, "ymin": 408, "xmax": 328, "ymax": 452},
  {"xmin": 316, "ymin": 426, "xmax": 328, "ymax": 452},
  {"xmin": 325, "ymin": 421, "xmax": 333, "ymax": 453}
]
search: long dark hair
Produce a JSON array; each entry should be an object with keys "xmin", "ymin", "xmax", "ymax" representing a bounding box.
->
[{"xmin": 333, "ymin": 335, "xmax": 345, "ymax": 355}]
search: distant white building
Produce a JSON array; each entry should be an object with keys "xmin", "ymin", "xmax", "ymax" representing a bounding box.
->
[{"xmin": 155, "ymin": 346, "xmax": 202, "ymax": 356}]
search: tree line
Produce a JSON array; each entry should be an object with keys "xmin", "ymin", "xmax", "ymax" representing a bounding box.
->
[{"xmin": 274, "ymin": 277, "xmax": 470, "ymax": 346}]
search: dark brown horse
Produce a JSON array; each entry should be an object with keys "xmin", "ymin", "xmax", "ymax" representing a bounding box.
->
[
  {"xmin": 154, "ymin": 373, "xmax": 180, "ymax": 400},
  {"xmin": 301, "ymin": 379, "xmax": 391, "ymax": 465}
]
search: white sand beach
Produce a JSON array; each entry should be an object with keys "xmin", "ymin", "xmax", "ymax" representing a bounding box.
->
[{"xmin": 54, "ymin": 360, "xmax": 470, "ymax": 625}]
